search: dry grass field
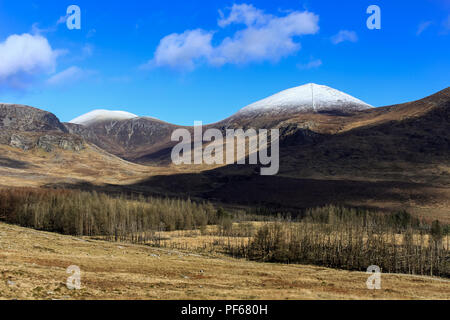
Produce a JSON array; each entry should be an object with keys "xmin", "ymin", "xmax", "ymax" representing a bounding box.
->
[{"xmin": 1, "ymin": 222, "xmax": 449, "ymax": 300}]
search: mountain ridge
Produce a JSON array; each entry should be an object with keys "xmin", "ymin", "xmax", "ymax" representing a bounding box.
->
[
  {"xmin": 0, "ymin": 86, "xmax": 449, "ymax": 222},
  {"xmin": 0, "ymin": 86, "xmax": 448, "ymax": 162}
]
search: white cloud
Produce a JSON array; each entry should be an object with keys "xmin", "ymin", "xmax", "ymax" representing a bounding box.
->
[
  {"xmin": 331, "ymin": 30, "xmax": 358, "ymax": 44},
  {"xmin": 149, "ymin": 29, "xmax": 214, "ymax": 70},
  {"xmin": 46, "ymin": 66, "xmax": 93, "ymax": 87},
  {"xmin": 147, "ymin": 4, "xmax": 319, "ymax": 71},
  {"xmin": 297, "ymin": 59, "xmax": 322, "ymax": 70},
  {"xmin": 417, "ymin": 21, "xmax": 433, "ymax": 35},
  {"xmin": 0, "ymin": 33, "xmax": 62, "ymax": 89},
  {"xmin": 218, "ymin": 4, "xmax": 268, "ymax": 28},
  {"xmin": 213, "ymin": 10, "xmax": 319, "ymax": 66}
]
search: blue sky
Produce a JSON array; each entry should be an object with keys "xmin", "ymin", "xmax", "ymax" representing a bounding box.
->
[{"xmin": 0, "ymin": 0, "xmax": 449, "ymax": 125}]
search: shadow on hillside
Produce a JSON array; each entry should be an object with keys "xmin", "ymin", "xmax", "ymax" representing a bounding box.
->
[
  {"xmin": 0, "ymin": 156, "xmax": 32, "ymax": 169},
  {"xmin": 44, "ymin": 92, "xmax": 450, "ymax": 213},
  {"xmin": 44, "ymin": 164, "xmax": 438, "ymax": 215}
]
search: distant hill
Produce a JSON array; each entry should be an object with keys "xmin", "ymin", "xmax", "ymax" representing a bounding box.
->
[{"xmin": 62, "ymin": 83, "xmax": 374, "ymax": 163}]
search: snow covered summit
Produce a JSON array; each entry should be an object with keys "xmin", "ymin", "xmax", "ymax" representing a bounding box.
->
[
  {"xmin": 238, "ymin": 83, "xmax": 374, "ymax": 115},
  {"xmin": 70, "ymin": 110, "xmax": 138, "ymax": 126}
]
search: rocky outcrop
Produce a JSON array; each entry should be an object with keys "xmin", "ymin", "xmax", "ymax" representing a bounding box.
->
[
  {"xmin": 0, "ymin": 104, "xmax": 67, "ymax": 133},
  {"xmin": 64, "ymin": 122, "xmax": 101, "ymax": 145},
  {"xmin": 0, "ymin": 104, "xmax": 84, "ymax": 152},
  {"xmin": 0, "ymin": 131, "xmax": 85, "ymax": 152},
  {"xmin": 9, "ymin": 133, "xmax": 35, "ymax": 151},
  {"xmin": 37, "ymin": 134, "xmax": 84, "ymax": 152}
]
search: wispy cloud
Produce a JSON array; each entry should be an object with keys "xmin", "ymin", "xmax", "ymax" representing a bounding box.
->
[
  {"xmin": 331, "ymin": 30, "xmax": 358, "ymax": 45},
  {"xmin": 297, "ymin": 59, "xmax": 322, "ymax": 70},
  {"xmin": 32, "ymin": 13, "xmax": 71, "ymax": 35},
  {"xmin": 417, "ymin": 21, "xmax": 433, "ymax": 35},
  {"xmin": 146, "ymin": 3, "xmax": 319, "ymax": 71},
  {"xmin": 46, "ymin": 66, "xmax": 95, "ymax": 87},
  {"xmin": 57, "ymin": 14, "xmax": 69, "ymax": 26},
  {"xmin": 31, "ymin": 23, "xmax": 57, "ymax": 35}
]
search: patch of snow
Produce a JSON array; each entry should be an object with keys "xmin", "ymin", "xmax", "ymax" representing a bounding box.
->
[
  {"xmin": 238, "ymin": 83, "xmax": 374, "ymax": 115},
  {"xmin": 69, "ymin": 109, "xmax": 138, "ymax": 126}
]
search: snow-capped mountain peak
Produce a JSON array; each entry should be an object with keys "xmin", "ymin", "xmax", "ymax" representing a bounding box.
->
[
  {"xmin": 238, "ymin": 83, "xmax": 374, "ymax": 115},
  {"xmin": 70, "ymin": 109, "xmax": 138, "ymax": 126}
]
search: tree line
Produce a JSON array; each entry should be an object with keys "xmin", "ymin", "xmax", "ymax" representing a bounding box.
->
[
  {"xmin": 0, "ymin": 188, "xmax": 218, "ymax": 241},
  {"xmin": 0, "ymin": 189, "xmax": 448, "ymax": 277},
  {"xmin": 226, "ymin": 206, "xmax": 450, "ymax": 277}
]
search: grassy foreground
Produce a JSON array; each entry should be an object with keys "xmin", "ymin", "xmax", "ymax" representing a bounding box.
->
[{"xmin": 0, "ymin": 222, "xmax": 449, "ymax": 300}]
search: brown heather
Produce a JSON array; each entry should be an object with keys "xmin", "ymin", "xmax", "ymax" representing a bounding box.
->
[{"xmin": 0, "ymin": 188, "xmax": 448, "ymax": 278}]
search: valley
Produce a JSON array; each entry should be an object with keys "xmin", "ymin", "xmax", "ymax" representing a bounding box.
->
[
  {"xmin": 0, "ymin": 84, "xmax": 449, "ymax": 300},
  {"xmin": 1, "ymin": 0, "xmax": 449, "ymax": 304}
]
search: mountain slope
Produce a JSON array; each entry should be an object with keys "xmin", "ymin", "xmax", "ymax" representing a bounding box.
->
[
  {"xmin": 1, "ymin": 87, "xmax": 449, "ymax": 221},
  {"xmin": 65, "ymin": 117, "xmax": 183, "ymax": 163},
  {"xmin": 0, "ymin": 104, "xmax": 84, "ymax": 152},
  {"xmin": 284, "ymin": 88, "xmax": 450, "ymax": 184},
  {"xmin": 0, "ymin": 103, "xmax": 67, "ymax": 133},
  {"xmin": 0, "ymin": 104, "xmax": 155, "ymax": 187},
  {"xmin": 123, "ymin": 87, "xmax": 450, "ymax": 222},
  {"xmin": 67, "ymin": 84, "xmax": 374, "ymax": 163}
]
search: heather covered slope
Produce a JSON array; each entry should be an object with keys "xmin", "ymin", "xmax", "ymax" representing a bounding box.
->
[
  {"xmin": 54, "ymin": 86, "xmax": 448, "ymax": 169},
  {"xmin": 0, "ymin": 144, "xmax": 154, "ymax": 188},
  {"xmin": 64, "ymin": 117, "xmax": 184, "ymax": 164},
  {"xmin": 60, "ymin": 83, "xmax": 374, "ymax": 164},
  {"xmin": 0, "ymin": 104, "xmax": 155, "ymax": 187},
  {"xmin": 0, "ymin": 88, "xmax": 449, "ymax": 222},
  {"xmin": 279, "ymin": 87, "xmax": 450, "ymax": 179},
  {"xmin": 126, "ymin": 88, "xmax": 450, "ymax": 222}
]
